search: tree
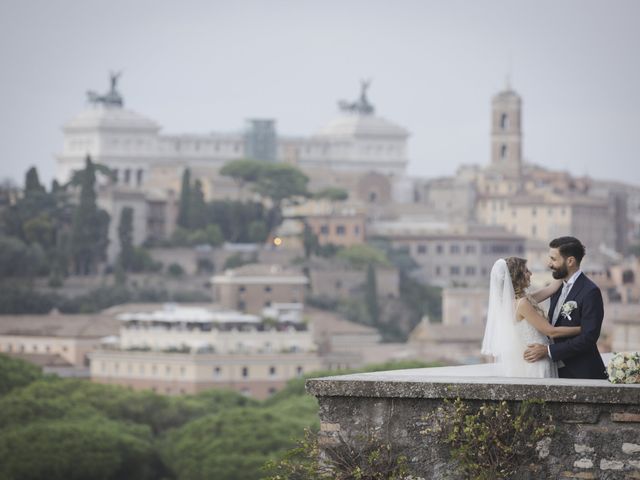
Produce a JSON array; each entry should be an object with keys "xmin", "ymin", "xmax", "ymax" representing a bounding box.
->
[
  {"xmin": 313, "ymin": 187, "xmax": 348, "ymax": 201},
  {"xmin": 254, "ymin": 164, "xmax": 309, "ymax": 207},
  {"xmin": 365, "ymin": 263, "xmax": 380, "ymax": 325},
  {"xmin": 70, "ymin": 156, "xmax": 109, "ymax": 275},
  {"xmin": 219, "ymin": 158, "xmax": 266, "ymax": 197},
  {"xmin": 117, "ymin": 207, "xmax": 134, "ymax": 272},
  {"xmin": 188, "ymin": 179, "xmax": 208, "ymax": 229},
  {"xmin": 177, "ymin": 168, "xmax": 192, "ymax": 229},
  {"xmin": 0, "ymin": 354, "xmax": 43, "ymax": 396},
  {"xmin": 24, "ymin": 166, "xmax": 46, "ymax": 196},
  {"xmin": 336, "ymin": 244, "xmax": 390, "ymax": 269},
  {"xmin": 302, "ymin": 222, "xmax": 319, "ymax": 259}
]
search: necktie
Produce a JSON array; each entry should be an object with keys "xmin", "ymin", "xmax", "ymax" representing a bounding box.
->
[{"xmin": 552, "ymin": 282, "xmax": 571, "ymax": 326}]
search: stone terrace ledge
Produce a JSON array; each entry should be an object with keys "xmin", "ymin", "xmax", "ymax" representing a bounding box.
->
[{"xmin": 306, "ymin": 362, "xmax": 640, "ymax": 479}]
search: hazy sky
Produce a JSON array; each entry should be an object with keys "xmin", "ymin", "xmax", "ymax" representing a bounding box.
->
[{"xmin": 1, "ymin": 0, "xmax": 639, "ymax": 187}]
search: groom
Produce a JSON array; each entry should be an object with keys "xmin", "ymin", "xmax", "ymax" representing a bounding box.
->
[{"xmin": 524, "ymin": 236, "xmax": 607, "ymax": 379}]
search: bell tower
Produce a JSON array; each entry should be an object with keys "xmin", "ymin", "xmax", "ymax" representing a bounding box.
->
[{"xmin": 490, "ymin": 80, "xmax": 522, "ymax": 177}]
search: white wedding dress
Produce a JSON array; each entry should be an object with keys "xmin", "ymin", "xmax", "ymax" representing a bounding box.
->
[
  {"xmin": 482, "ymin": 259, "xmax": 558, "ymax": 378},
  {"xmin": 512, "ymin": 299, "xmax": 558, "ymax": 378}
]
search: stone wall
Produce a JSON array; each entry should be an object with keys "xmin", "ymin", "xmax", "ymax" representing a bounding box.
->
[{"xmin": 306, "ymin": 364, "xmax": 640, "ymax": 479}]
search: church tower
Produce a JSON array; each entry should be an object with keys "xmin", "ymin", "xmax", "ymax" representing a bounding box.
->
[{"xmin": 490, "ymin": 81, "xmax": 522, "ymax": 177}]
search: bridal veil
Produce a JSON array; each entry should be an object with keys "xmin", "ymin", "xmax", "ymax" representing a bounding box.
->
[{"xmin": 481, "ymin": 258, "xmax": 526, "ymax": 376}]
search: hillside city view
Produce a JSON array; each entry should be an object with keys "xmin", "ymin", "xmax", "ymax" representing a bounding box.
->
[{"xmin": 1, "ymin": 2, "xmax": 640, "ymax": 479}]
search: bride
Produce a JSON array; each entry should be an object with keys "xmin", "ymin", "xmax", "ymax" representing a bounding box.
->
[{"xmin": 482, "ymin": 257, "xmax": 581, "ymax": 377}]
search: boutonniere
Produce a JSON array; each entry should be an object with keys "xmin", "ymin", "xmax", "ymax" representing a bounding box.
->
[{"xmin": 561, "ymin": 301, "xmax": 578, "ymax": 321}]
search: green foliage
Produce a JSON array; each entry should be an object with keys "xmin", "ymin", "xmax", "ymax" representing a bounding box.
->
[
  {"xmin": 223, "ymin": 252, "xmax": 258, "ymax": 270},
  {"xmin": 70, "ymin": 156, "xmax": 110, "ymax": 275},
  {"xmin": 57, "ymin": 285, "xmax": 131, "ymax": 313},
  {"xmin": 254, "ymin": 164, "xmax": 309, "ymax": 205},
  {"xmin": 302, "ymin": 222, "xmax": 319, "ymax": 259},
  {"xmin": 365, "ymin": 263, "xmax": 379, "ymax": 325},
  {"xmin": 263, "ymin": 428, "xmax": 412, "ymax": 480},
  {"xmin": 0, "ymin": 354, "xmax": 43, "ymax": 396},
  {"xmin": 336, "ymin": 244, "xmax": 390, "ymax": 269},
  {"xmin": 177, "ymin": 168, "xmax": 192, "ymax": 229},
  {"xmin": 312, "ymin": 187, "xmax": 348, "ymax": 201},
  {"xmin": 248, "ymin": 219, "xmax": 268, "ymax": 242},
  {"xmin": 0, "ymin": 416, "xmax": 161, "ymax": 480},
  {"xmin": 208, "ymin": 200, "xmax": 268, "ymax": 243},
  {"xmin": 167, "ymin": 263, "xmax": 185, "ymax": 277},
  {"xmin": 170, "ymin": 225, "xmax": 223, "ymax": 247},
  {"xmin": 220, "ymin": 158, "xmax": 266, "ymax": 185},
  {"xmin": 188, "ymin": 179, "xmax": 208, "ymax": 229},
  {"xmin": 117, "ymin": 207, "xmax": 135, "ymax": 271},
  {"xmin": 400, "ymin": 273, "xmax": 442, "ymax": 323},
  {"xmin": 0, "ymin": 235, "xmax": 47, "ymax": 277},
  {"xmin": 160, "ymin": 405, "xmax": 310, "ymax": 480},
  {"xmin": 422, "ymin": 398, "xmax": 555, "ymax": 480},
  {"xmin": 0, "ymin": 283, "xmax": 60, "ymax": 314}
]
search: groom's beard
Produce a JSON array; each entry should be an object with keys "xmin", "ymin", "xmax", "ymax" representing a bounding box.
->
[{"xmin": 551, "ymin": 262, "xmax": 569, "ymax": 280}]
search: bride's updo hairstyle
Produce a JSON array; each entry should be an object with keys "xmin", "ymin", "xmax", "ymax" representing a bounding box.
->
[{"xmin": 505, "ymin": 257, "xmax": 528, "ymax": 298}]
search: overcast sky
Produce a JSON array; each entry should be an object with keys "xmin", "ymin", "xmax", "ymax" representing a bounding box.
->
[{"xmin": 1, "ymin": 0, "xmax": 639, "ymax": 187}]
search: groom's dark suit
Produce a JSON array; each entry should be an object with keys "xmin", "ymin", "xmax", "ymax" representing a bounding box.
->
[{"xmin": 548, "ymin": 272, "xmax": 607, "ymax": 379}]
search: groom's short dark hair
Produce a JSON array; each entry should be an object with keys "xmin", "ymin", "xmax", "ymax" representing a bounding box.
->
[{"xmin": 549, "ymin": 236, "xmax": 585, "ymax": 265}]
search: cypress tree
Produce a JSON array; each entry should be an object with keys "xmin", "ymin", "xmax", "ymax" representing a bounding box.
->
[
  {"xmin": 365, "ymin": 263, "xmax": 380, "ymax": 325},
  {"xmin": 189, "ymin": 179, "xmax": 207, "ymax": 229},
  {"xmin": 70, "ymin": 156, "xmax": 103, "ymax": 275},
  {"xmin": 177, "ymin": 168, "xmax": 191, "ymax": 229},
  {"xmin": 117, "ymin": 207, "xmax": 134, "ymax": 271}
]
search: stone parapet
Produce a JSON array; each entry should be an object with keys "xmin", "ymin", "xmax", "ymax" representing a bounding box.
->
[{"xmin": 306, "ymin": 363, "xmax": 640, "ymax": 479}]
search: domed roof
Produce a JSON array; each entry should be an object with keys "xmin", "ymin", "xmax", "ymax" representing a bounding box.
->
[
  {"xmin": 64, "ymin": 104, "xmax": 160, "ymax": 132},
  {"xmin": 315, "ymin": 113, "xmax": 409, "ymax": 138}
]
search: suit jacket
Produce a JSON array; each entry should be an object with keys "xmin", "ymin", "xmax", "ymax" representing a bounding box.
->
[{"xmin": 548, "ymin": 272, "xmax": 607, "ymax": 379}]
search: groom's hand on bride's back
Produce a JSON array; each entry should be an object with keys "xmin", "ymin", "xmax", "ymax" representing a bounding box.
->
[{"xmin": 524, "ymin": 343, "xmax": 548, "ymax": 362}]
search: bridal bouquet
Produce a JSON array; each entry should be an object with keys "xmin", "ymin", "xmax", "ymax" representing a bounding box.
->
[{"xmin": 607, "ymin": 352, "xmax": 640, "ymax": 384}]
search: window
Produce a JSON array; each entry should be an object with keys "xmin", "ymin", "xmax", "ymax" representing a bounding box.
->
[
  {"xmin": 450, "ymin": 266, "xmax": 460, "ymax": 275},
  {"xmin": 435, "ymin": 266, "xmax": 441, "ymax": 276},
  {"xmin": 320, "ymin": 225, "xmax": 329, "ymax": 235},
  {"xmin": 369, "ymin": 192, "xmax": 377, "ymax": 203},
  {"xmin": 500, "ymin": 145, "xmax": 507, "ymax": 159},
  {"xmin": 465, "ymin": 245, "xmax": 476, "ymax": 254},
  {"xmin": 465, "ymin": 266, "xmax": 476, "ymax": 276},
  {"xmin": 124, "ymin": 169, "xmax": 131, "ymax": 184},
  {"xmin": 336, "ymin": 225, "xmax": 346, "ymax": 235},
  {"xmin": 136, "ymin": 169, "xmax": 143, "ymax": 186},
  {"xmin": 239, "ymin": 286, "xmax": 246, "ymax": 293},
  {"xmin": 450, "ymin": 244, "xmax": 460, "ymax": 254},
  {"xmin": 296, "ymin": 366, "xmax": 303, "ymax": 377},
  {"xmin": 264, "ymin": 286, "xmax": 272, "ymax": 293},
  {"xmin": 242, "ymin": 367, "xmax": 249, "ymax": 378},
  {"xmin": 436, "ymin": 244, "xmax": 444, "ymax": 254},
  {"xmin": 354, "ymin": 225, "xmax": 360, "ymax": 235},
  {"xmin": 417, "ymin": 244, "xmax": 427, "ymax": 254},
  {"xmin": 213, "ymin": 366, "xmax": 221, "ymax": 377},
  {"xmin": 500, "ymin": 113, "xmax": 509, "ymax": 130},
  {"xmin": 532, "ymin": 207, "xmax": 537, "ymax": 217},
  {"xmin": 269, "ymin": 366, "xmax": 276, "ymax": 376},
  {"xmin": 532, "ymin": 225, "xmax": 537, "ymax": 236}
]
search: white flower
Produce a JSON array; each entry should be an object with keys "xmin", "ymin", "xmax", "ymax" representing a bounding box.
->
[
  {"xmin": 608, "ymin": 352, "xmax": 640, "ymax": 384},
  {"xmin": 560, "ymin": 301, "xmax": 578, "ymax": 320}
]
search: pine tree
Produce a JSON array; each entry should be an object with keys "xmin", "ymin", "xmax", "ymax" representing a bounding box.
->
[{"xmin": 177, "ymin": 168, "xmax": 191, "ymax": 229}]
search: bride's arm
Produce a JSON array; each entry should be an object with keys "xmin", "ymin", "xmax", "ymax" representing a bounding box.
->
[
  {"xmin": 530, "ymin": 278, "xmax": 563, "ymax": 303},
  {"xmin": 517, "ymin": 299, "xmax": 581, "ymax": 338}
]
